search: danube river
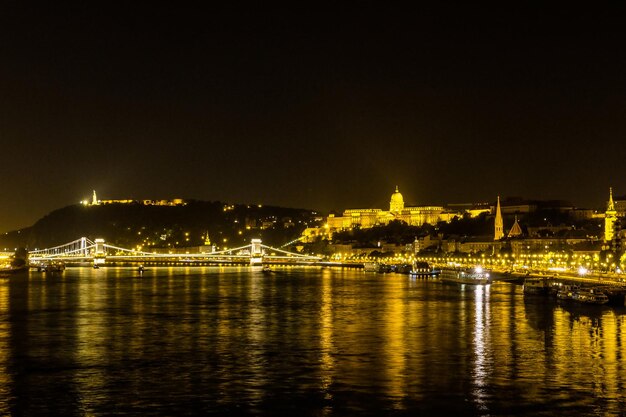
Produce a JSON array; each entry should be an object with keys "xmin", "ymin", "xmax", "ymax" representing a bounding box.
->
[{"xmin": 1, "ymin": 267, "xmax": 625, "ymax": 416}]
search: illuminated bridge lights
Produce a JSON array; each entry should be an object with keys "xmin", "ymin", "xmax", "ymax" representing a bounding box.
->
[{"xmin": 28, "ymin": 237, "xmax": 322, "ymax": 265}]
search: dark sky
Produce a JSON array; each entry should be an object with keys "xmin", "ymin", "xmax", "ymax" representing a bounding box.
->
[{"xmin": 1, "ymin": 4, "xmax": 625, "ymax": 232}]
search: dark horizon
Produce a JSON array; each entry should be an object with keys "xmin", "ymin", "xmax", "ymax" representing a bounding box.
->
[{"xmin": 1, "ymin": 4, "xmax": 625, "ymax": 232}]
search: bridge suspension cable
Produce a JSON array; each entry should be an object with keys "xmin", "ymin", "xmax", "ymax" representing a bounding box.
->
[
  {"xmin": 29, "ymin": 237, "xmax": 95, "ymax": 260},
  {"xmin": 30, "ymin": 237, "xmax": 94, "ymax": 254}
]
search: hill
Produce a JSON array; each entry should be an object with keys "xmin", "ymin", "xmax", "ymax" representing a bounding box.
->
[{"xmin": 0, "ymin": 201, "xmax": 323, "ymax": 250}]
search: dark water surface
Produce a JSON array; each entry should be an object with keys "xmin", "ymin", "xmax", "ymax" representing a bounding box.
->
[{"xmin": 1, "ymin": 266, "xmax": 626, "ymax": 416}]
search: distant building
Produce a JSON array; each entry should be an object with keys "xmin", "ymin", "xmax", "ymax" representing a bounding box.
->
[
  {"xmin": 510, "ymin": 237, "xmax": 597, "ymax": 258},
  {"xmin": 526, "ymin": 225, "xmax": 575, "ymax": 237},
  {"xmin": 141, "ymin": 199, "xmax": 186, "ymax": 206},
  {"xmin": 458, "ymin": 238, "xmax": 503, "ymax": 254},
  {"xmin": 501, "ymin": 201, "xmax": 537, "ymax": 214},
  {"xmin": 605, "ymin": 188, "xmax": 618, "ymax": 242},
  {"xmin": 507, "ymin": 216, "xmax": 523, "ymax": 238},
  {"xmin": 616, "ymin": 195, "xmax": 626, "ymax": 217},
  {"xmin": 445, "ymin": 202, "xmax": 491, "ymax": 218},
  {"xmin": 82, "ymin": 191, "xmax": 186, "ymax": 207},
  {"xmin": 570, "ymin": 208, "xmax": 596, "ymax": 221},
  {"xmin": 438, "ymin": 235, "xmax": 503, "ymax": 255},
  {"xmin": 326, "ymin": 186, "xmax": 445, "ymax": 232}
]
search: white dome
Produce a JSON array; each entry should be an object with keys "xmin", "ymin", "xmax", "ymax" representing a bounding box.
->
[
  {"xmin": 390, "ymin": 186, "xmax": 404, "ymax": 212},
  {"xmin": 391, "ymin": 186, "xmax": 403, "ymax": 205}
]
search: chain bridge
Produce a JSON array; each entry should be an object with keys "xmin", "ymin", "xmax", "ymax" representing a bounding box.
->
[{"xmin": 29, "ymin": 237, "xmax": 321, "ymax": 266}]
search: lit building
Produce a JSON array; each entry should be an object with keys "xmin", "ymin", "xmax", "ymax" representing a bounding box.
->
[
  {"xmin": 438, "ymin": 202, "xmax": 491, "ymax": 221},
  {"xmin": 327, "ymin": 186, "xmax": 444, "ymax": 232},
  {"xmin": 615, "ymin": 194, "xmax": 626, "ymax": 217},
  {"xmin": 605, "ymin": 187, "xmax": 618, "ymax": 242},
  {"xmin": 507, "ymin": 216, "xmax": 523, "ymax": 238},
  {"xmin": 82, "ymin": 191, "xmax": 186, "ymax": 207},
  {"xmin": 604, "ymin": 187, "xmax": 625, "ymax": 256}
]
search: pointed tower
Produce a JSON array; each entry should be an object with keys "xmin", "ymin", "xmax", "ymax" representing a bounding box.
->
[
  {"xmin": 494, "ymin": 196, "xmax": 504, "ymax": 241},
  {"xmin": 605, "ymin": 187, "xmax": 618, "ymax": 242},
  {"xmin": 92, "ymin": 190, "xmax": 98, "ymax": 205},
  {"xmin": 508, "ymin": 215, "xmax": 523, "ymax": 238},
  {"xmin": 204, "ymin": 231, "xmax": 211, "ymax": 246}
]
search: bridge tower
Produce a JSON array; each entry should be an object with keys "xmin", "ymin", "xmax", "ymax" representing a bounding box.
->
[
  {"xmin": 250, "ymin": 238, "xmax": 264, "ymax": 266},
  {"xmin": 94, "ymin": 238, "xmax": 106, "ymax": 266},
  {"xmin": 80, "ymin": 237, "xmax": 88, "ymax": 256}
]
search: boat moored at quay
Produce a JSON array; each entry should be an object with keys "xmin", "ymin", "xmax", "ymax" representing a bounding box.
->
[
  {"xmin": 0, "ymin": 264, "xmax": 29, "ymax": 277},
  {"xmin": 523, "ymin": 277, "xmax": 552, "ymax": 295},
  {"xmin": 363, "ymin": 262, "xmax": 387, "ymax": 273},
  {"xmin": 34, "ymin": 260, "xmax": 66, "ymax": 273},
  {"xmin": 556, "ymin": 285, "xmax": 609, "ymax": 305},
  {"xmin": 439, "ymin": 266, "xmax": 491, "ymax": 285},
  {"xmin": 521, "ymin": 275, "xmax": 626, "ymax": 306},
  {"xmin": 409, "ymin": 261, "xmax": 439, "ymax": 277}
]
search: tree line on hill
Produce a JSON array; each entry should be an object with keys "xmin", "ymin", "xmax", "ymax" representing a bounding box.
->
[{"xmin": 0, "ymin": 201, "xmax": 322, "ymax": 250}]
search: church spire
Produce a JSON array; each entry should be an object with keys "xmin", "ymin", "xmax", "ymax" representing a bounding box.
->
[
  {"xmin": 92, "ymin": 190, "xmax": 98, "ymax": 205},
  {"xmin": 494, "ymin": 196, "xmax": 504, "ymax": 240}
]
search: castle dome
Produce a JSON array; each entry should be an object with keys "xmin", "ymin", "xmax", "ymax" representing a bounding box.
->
[{"xmin": 390, "ymin": 186, "xmax": 404, "ymax": 212}]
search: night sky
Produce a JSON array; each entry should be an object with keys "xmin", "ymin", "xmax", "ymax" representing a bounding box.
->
[{"xmin": 1, "ymin": 4, "xmax": 625, "ymax": 232}]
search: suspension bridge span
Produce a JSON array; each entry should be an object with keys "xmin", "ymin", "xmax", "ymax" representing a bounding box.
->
[{"xmin": 28, "ymin": 237, "xmax": 321, "ymax": 266}]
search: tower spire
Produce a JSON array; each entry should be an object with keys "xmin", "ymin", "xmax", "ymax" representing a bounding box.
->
[
  {"xmin": 494, "ymin": 196, "xmax": 504, "ymax": 240},
  {"xmin": 92, "ymin": 190, "xmax": 98, "ymax": 205},
  {"xmin": 605, "ymin": 187, "xmax": 618, "ymax": 242}
]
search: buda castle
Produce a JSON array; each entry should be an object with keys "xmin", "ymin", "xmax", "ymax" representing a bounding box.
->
[{"xmin": 326, "ymin": 187, "xmax": 448, "ymax": 232}]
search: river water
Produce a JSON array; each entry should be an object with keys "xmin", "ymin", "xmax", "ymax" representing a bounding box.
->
[{"xmin": 1, "ymin": 266, "xmax": 625, "ymax": 416}]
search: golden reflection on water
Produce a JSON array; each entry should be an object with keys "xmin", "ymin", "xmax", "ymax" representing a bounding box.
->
[
  {"xmin": 74, "ymin": 267, "xmax": 114, "ymax": 412},
  {"xmin": 383, "ymin": 278, "xmax": 407, "ymax": 408},
  {"xmin": 246, "ymin": 267, "xmax": 268, "ymax": 404},
  {"xmin": 471, "ymin": 284, "xmax": 490, "ymax": 412},
  {"xmin": 319, "ymin": 267, "xmax": 334, "ymax": 402},
  {"xmin": 2, "ymin": 268, "xmax": 626, "ymax": 415},
  {"xmin": 551, "ymin": 305, "xmax": 626, "ymax": 413},
  {"xmin": 0, "ymin": 281, "xmax": 11, "ymax": 416}
]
